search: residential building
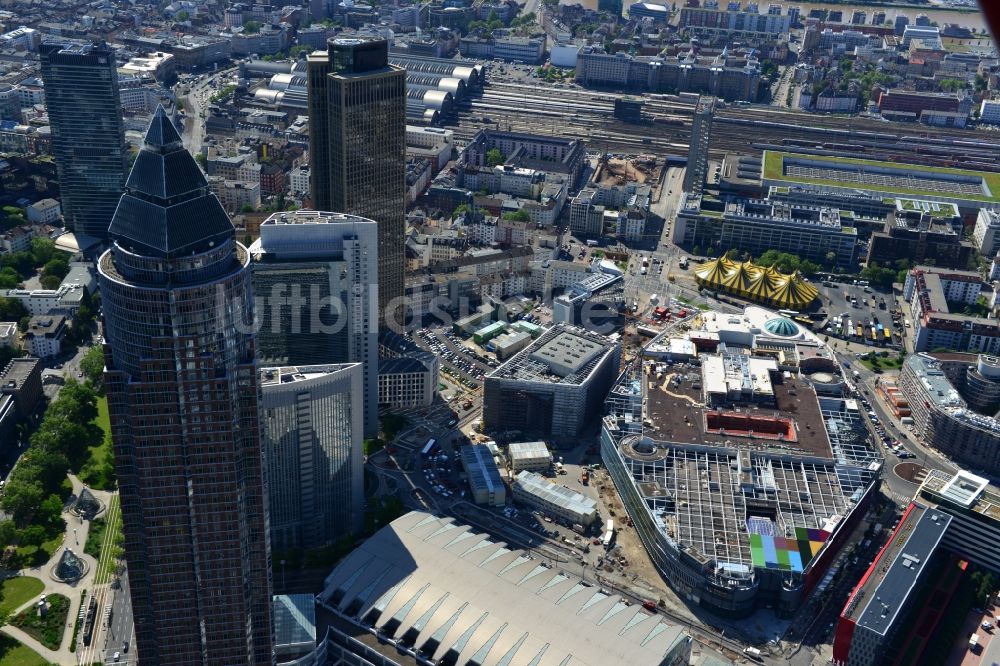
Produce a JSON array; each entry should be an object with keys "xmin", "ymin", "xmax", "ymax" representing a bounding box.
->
[
  {"xmin": 899, "ymin": 353, "xmax": 1000, "ymax": 475},
  {"xmin": 308, "ymin": 38, "xmax": 407, "ymax": 325},
  {"xmin": 575, "ymin": 48, "xmax": 761, "ymax": 101},
  {"xmin": 26, "ymin": 198, "xmax": 60, "ymax": 224},
  {"xmin": 24, "ymin": 315, "xmax": 66, "ymax": 357},
  {"xmin": 679, "ymin": 3, "xmax": 792, "ymax": 36},
  {"xmin": 314, "ymin": 511, "xmax": 693, "ymax": 666},
  {"xmin": 261, "ymin": 364, "xmax": 364, "ymax": 553},
  {"xmin": 460, "ymin": 444, "xmax": 506, "ymax": 506},
  {"xmin": 511, "ymin": 470, "xmax": 599, "ymax": 525},
  {"xmin": 483, "ymin": 324, "xmax": 622, "ymax": 441},
  {"xmin": 39, "ymin": 42, "xmax": 127, "ymax": 240},
  {"xmin": 974, "ymin": 208, "xmax": 1000, "ymax": 257},
  {"xmin": 377, "ymin": 356, "xmax": 436, "ymax": 408},
  {"xmin": 288, "ymin": 165, "xmax": 309, "ymax": 197},
  {"xmin": 208, "ymin": 177, "xmax": 261, "ymax": 212},
  {"xmin": 249, "ymin": 210, "xmax": 379, "ymax": 438},
  {"xmin": 98, "ymin": 109, "xmax": 273, "ymax": 665},
  {"xmin": 507, "ymin": 440, "xmax": 552, "ymax": 473},
  {"xmin": 903, "ymin": 267, "xmax": 996, "ymax": 354}
]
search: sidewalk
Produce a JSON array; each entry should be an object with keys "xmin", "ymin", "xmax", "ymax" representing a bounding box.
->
[{"xmin": 0, "ymin": 475, "xmax": 117, "ymax": 666}]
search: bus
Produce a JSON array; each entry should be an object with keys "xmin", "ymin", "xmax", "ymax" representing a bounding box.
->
[{"xmin": 421, "ymin": 439, "xmax": 437, "ymax": 457}]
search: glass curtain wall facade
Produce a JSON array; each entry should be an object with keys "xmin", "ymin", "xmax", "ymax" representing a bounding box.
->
[
  {"xmin": 308, "ymin": 39, "xmax": 406, "ymax": 326},
  {"xmin": 39, "ymin": 41, "xmax": 127, "ymax": 240},
  {"xmin": 98, "ymin": 108, "xmax": 273, "ymax": 665},
  {"xmin": 260, "ymin": 363, "xmax": 364, "ymax": 554}
]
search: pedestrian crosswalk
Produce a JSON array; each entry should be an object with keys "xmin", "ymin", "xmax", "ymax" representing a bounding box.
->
[{"xmin": 889, "ymin": 491, "xmax": 913, "ymax": 506}]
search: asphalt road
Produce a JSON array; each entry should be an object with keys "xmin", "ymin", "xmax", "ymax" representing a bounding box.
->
[{"xmin": 102, "ymin": 572, "xmax": 135, "ymax": 665}]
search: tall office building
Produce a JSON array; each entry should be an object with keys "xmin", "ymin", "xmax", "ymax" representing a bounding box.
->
[
  {"xmin": 249, "ymin": 210, "xmax": 379, "ymax": 437},
  {"xmin": 683, "ymin": 97, "xmax": 714, "ymax": 195},
  {"xmin": 98, "ymin": 108, "xmax": 273, "ymax": 665},
  {"xmin": 39, "ymin": 41, "xmax": 127, "ymax": 240},
  {"xmin": 260, "ymin": 363, "xmax": 364, "ymax": 554},
  {"xmin": 307, "ymin": 38, "xmax": 406, "ymax": 326}
]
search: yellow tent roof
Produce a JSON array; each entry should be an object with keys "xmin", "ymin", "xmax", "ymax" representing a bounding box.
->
[{"xmin": 694, "ymin": 257, "xmax": 818, "ymax": 309}]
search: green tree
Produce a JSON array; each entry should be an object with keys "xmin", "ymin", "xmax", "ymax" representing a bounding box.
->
[
  {"xmin": 176, "ymin": 9, "xmax": 189, "ymax": 21},
  {"xmin": 486, "ymin": 148, "xmax": 505, "ymax": 166},
  {"xmin": 17, "ymin": 524, "xmax": 47, "ymax": 548},
  {"xmin": 0, "ymin": 266, "xmax": 21, "ymax": 289},
  {"xmin": 195, "ymin": 152, "xmax": 207, "ymax": 169},
  {"xmin": 0, "ymin": 251, "xmax": 33, "ymax": 278},
  {"xmin": 36, "ymin": 494, "xmax": 64, "ymax": 529},
  {"xmin": 30, "ymin": 237, "xmax": 56, "ymax": 265},
  {"xmin": 939, "ymin": 78, "xmax": 966, "ymax": 92},
  {"xmin": 42, "ymin": 257, "xmax": 69, "ymax": 280},
  {"xmin": 825, "ymin": 251, "xmax": 838, "ymax": 266},
  {"xmin": 502, "ymin": 209, "xmax": 530, "ymax": 222},
  {"xmin": 0, "ymin": 519, "xmax": 17, "ymax": 546},
  {"xmin": 80, "ymin": 346, "xmax": 106, "ymax": 389},
  {"xmin": 243, "ymin": 20, "xmax": 261, "ymax": 33},
  {"xmin": 0, "ymin": 296, "xmax": 27, "ymax": 322},
  {"xmin": 0, "ymin": 478, "xmax": 45, "ymax": 526},
  {"xmin": 39, "ymin": 274, "xmax": 61, "ymax": 289}
]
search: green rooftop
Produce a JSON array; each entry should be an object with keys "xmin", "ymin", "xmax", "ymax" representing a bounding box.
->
[{"xmin": 762, "ymin": 151, "xmax": 1000, "ymax": 205}]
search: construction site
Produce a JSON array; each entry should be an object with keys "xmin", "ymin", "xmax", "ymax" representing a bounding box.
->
[
  {"xmin": 600, "ymin": 306, "xmax": 882, "ymax": 618},
  {"xmin": 591, "ymin": 153, "xmax": 663, "ymax": 187}
]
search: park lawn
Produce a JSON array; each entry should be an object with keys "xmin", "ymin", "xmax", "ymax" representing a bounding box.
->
[
  {"xmin": 0, "ymin": 635, "xmax": 52, "ymax": 666},
  {"xmin": 9, "ymin": 594, "xmax": 68, "ymax": 650},
  {"xmin": 79, "ymin": 396, "xmax": 114, "ymax": 490},
  {"xmin": 14, "ymin": 532, "xmax": 62, "ymax": 570},
  {"xmin": 0, "ymin": 578, "xmax": 44, "ymax": 616},
  {"xmin": 84, "ymin": 495, "xmax": 121, "ymax": 585}
]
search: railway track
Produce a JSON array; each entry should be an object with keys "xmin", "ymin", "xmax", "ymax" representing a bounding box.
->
[{"xmin": 444, "ymin": 81, "xmax": 1000, "ymax": 168}]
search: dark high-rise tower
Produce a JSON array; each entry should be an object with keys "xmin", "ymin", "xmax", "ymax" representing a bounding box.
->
[
  {"xmin": 98, "ymin": 108, "xmax": 273, "ymax": 665},
  {"xmin": 39, "ymin": 41, "xmax": 127, "ymax": 240},
  {"xmin": 683, "ymin": 97, "xmax": 714, "ymax": 196},
  {"xmin": 308, "ymin": 38, "xmax": 406, "ymax": 326}
]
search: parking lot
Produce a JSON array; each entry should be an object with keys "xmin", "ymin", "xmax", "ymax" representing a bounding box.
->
[{"xmin": 815, "ymin": 278, "xmax": 904, "ymax": 348}]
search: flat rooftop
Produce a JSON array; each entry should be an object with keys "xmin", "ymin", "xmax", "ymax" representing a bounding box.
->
[
  {"xmin": 529, "ymin": 331, "xmax": 606, "ymax": 378},
  {"xmin": 0, "ymin": 357, "xmax": 39, "ymax": 389},
  {"xmin": 842, "ymin": 503, "xmax": 951, "ymax": 636},
  {"xmin": 512, "ymin": 471, "xmax": 598, "ymax": 518},
  {"xmin": 920, "ymin": 469, "xmax": 1000, "ymax": 523},
  {"xmin": 491, "ymin": 324, "xmax": 617, "ymax": 386},
  {"xmin": 762, "ymin": 151, "xmax": 1000, "ymax": 205},
  {"xmin": 260, "ymin": 363, "xmax": 357, "ymax": 387},
  {"xmin": 645, "ymin": 368, "xmax": 833, "ymax": 458}
]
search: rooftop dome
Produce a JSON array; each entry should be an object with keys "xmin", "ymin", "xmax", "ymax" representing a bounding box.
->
[{"xmin": 764, "ymin": 317, "xmax": 799, "ymax": 337}]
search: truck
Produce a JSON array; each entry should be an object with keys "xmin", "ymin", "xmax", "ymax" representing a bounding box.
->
[
  {"xmin": 679, "ymin": 257, "xmax": 689, "ymax": 269},
  {"xmin": 970, "ymin": 633, "xmax": 980, "ymax": 650},
  {"xmin": 586, "ymin": 239, "xmax": 598, "ymax": 247},
  {"xmin": 743, "ymin": 647, "xmax": 763, "ymax": 662},
  {"xmin": 580, "ymin": 470, "xmax": 589, "ymax": 485},
  {"xmin": 641, "ymin": 256, "xmax": 650, "ymax": 267}
]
